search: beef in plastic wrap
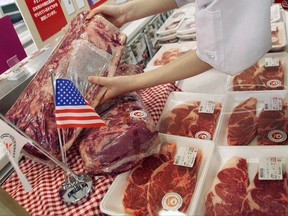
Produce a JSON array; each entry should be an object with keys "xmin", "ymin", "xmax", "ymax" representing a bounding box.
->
[
  {"xmin": 79, "ymin": 64, "xmax": 161, "ymax": 175},
  {"xmin": 5, "ymin": 12, "xmax": 127, "ymax": 164}
]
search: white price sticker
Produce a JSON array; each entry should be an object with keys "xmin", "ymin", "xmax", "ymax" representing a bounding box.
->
[
  {"xmin": 259, "ymin": 157, "xmax": 283, "ymax": 180},
  {"xmin": 198, "ymin": 100, "xmax": 216, "ymax": 113},
  {"xmin": 174, "ymin": 147, "xmax": 198, "ymax": 168},
  {"xmin": 264, "ymin": 57, "xmax": 280, "ymax": 67},
  {"xmin": 264, "ymin": 97, "xmax": 282, "ymax": 111}
]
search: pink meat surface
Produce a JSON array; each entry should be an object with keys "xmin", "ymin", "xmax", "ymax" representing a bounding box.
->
[
  {"xmin": 205, "ymin": 157, "xmax": 249, "ymax": 216},
  {"xmin": 122, "ymin": 143, "xmax": 176, "ymax": 216},
  {"xmin": 146, "ymin": 149, "xmax": 202, "ymax": 215},
  {"xmin": 232, "ymin": 64, "xmax": 259, "ymax": 91},
  {"xmin": 244, "ymin": 172, "xmax": 288, "ymax": 216},
  {"xmin": 257, "ymin": 102, "xmax": 287, "ymax": 145},
  {"xmin": 227, "ymin": 97, "xmax": 258, "ymax": 145},
  {"xmin": 254, "ymin": 62, "xmax": 285, "ymax": 90},
  {"xmin": 159, "ymin": 101, "xmax": 221, "ymax": 140}
]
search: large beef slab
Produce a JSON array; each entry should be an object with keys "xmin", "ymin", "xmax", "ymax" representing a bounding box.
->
[
  {"xmin": 79, "ymin": 64, "xmax": 160, "ymax": 175},
  {"xmin": 5, "ymin": 12, "xmax": 127, "ymax": 163}
]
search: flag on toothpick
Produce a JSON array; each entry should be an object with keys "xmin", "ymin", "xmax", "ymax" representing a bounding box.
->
[
  {"xmin": 55, "ymin": 78, "xmax": 106, "ymax": 128},
  {"xmin": 0, "ymin": 118, "xmax": 32, "ymax": 192}
]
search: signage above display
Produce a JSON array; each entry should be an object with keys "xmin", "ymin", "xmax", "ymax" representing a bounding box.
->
[
  {"xmin": 25, "ymin": 0, "xmax": 67, "ymax": 42},
  {"xmin": 16, "ymin": 0, "xmax": 90, "ymax": 50}
]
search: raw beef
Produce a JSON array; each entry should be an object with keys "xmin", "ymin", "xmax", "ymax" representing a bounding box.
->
[
  {"xmin": 227, "ymin": 97, "xmax": 258, "ymax": 145},
  {"xmin": 159, "ymin": 101, "xmax": 221, "ymax": 140},
  {"xmin": 257, "ymin": 102, "xmax": 287, "ymax": 145},
  {"xmin": 205, "ymin": 156, "xmax": 249, "ymax": 216},
  {"xmin": 79, "ymin": 64, "xmax": 160, "ymax": 175},
  {"xmin": 122, "ymin": 143, "xmax": 176, "ymax": 216},
  {"xmin": 254, "ymin": 61, "xmax": 285, "ymax": 90},
  {"xmin": 159, "ymin": 102, "xmax": 199, "ymax": 136},
  {"xmin": 5, "ymin": 12, "xmax": 127, "ymax": 163},
  {"xmin": 232, "ymin": 64, "xmax": 259, "ymax": 91},
  {"xmin": 147, "ymin": 148, "xmax": 202, "ymax": 215},
  {"xmin": 153, "ymin": 48, "xmax": 190, "ymax": 66},
  {"xmin": 244, "ymin": 172, "xmax": 288, "ymax": 216}
]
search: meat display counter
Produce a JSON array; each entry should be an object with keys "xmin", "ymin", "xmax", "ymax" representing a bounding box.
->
[{"xmin": 0, "ymin": 10, "xmax": 170, "ymax": 187}]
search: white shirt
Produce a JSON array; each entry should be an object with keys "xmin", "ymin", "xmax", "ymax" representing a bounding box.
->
[{"xmin": 175, "ymin": 0, "xmax": 273, "ymax": 75}]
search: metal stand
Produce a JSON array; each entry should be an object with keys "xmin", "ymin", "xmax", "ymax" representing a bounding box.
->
[
  {"xmin": 0, "ymin": 114, "xmax": 93, "ymax": 204},
  {"xmin": 59, "ymin": 173, "xmax": 93, "ymax": 204}
]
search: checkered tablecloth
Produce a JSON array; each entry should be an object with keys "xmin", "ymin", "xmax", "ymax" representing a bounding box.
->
[{"xmin": 2, "ymin": 83, "xmax": 181, "ymax": 216}]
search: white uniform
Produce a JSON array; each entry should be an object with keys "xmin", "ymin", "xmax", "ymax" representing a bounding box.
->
[{"xmin": 175, "ymin": 0, "xmax": 273, "ymax": 75}]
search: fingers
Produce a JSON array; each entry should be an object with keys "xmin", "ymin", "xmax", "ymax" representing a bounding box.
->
[
  {"xmin": 88, "ymin": 76, "xmax": 105, "ymax": 85},
  {"xmin": 86, "ymin": 7, "xmax": 104, "ymax": 20}
]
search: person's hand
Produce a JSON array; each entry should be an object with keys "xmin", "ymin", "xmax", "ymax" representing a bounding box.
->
[
  {"xmin": 86, "ymin": 4, "xmax": 127, "ymax": 28},
  {"xmin": 88, "ymin": 75, "xmax": 134, "ymax": 104}
]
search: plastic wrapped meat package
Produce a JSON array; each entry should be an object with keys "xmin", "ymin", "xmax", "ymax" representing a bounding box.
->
[
  {"xmin": 214, "ymin": 91, "xmax": 288, "ymax": 146},
  {"xmin": 78, "ymin": 64, "xmax": 161, "ymax": 175},
  {"xmin": 176, "ymin": 18, "xmax": 196, "ymax": 40},
  {"xmin": 156, "ymin": 8, "xmax": 188, "ymax": 43},
  {"xmin": 146, "ymin": 41, "xmax": 196, "ymax": 68},
  {"xmin": 226, "ymin": 52, "xmax": 288, "ymax": 92},
  {"xmin": 270, "ymin": 22, "xmax": 286, "ymax": 52},
  {"xmin": 195, "ymin": 146, "xmax": 288, "ymax": 216},
  {"xmin": 157, "ymin": 92, "xmax": 225, "ymax": 141},
  {"xmin": 270, "ymin": 4, "xmax": 281, "ymax": 23},
  {"xmin": 4, "ymin": 12, "xmax": 127, "ymax": 165},
  {"xmin": 100, "ymin": 134, "xmax": 215, "ymax": 216}
]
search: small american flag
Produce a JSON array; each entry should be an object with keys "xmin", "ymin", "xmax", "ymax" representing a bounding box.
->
[{"xmin": 55, "ymin": 78, "xmax": 106, "ymax": 128}]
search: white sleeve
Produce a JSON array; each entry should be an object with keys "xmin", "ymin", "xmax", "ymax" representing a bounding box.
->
[
  {"xmin": 175, "ymin": 0, "xmax": 196, "ymax": 7},
  {"xmin": 195, "ymin": 0, "xmax": 272, "ymax": 75}
]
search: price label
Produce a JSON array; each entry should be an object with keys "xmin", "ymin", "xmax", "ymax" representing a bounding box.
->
[
  {"xmin": 264, "ymin": 57, "xmax": 280, "ymax": 67},
  {"xmin": 259, "ymin": 157, "xmax": 283, "ymax": 180},
  {"xmin": 199, "ymin": 100, "xmax": 216, "ymax": 113},
  {"xmin": 174, "ymin": 147, "xmax": 198, "ymax": 168},
  {"xmin": 264, "ymin": 97, "xmax": 282, "ymax": 111}
]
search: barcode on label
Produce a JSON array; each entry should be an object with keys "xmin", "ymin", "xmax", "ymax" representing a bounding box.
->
[
  {"xmin": 174, "ymin": 147, "xmax": 198, "ymax": 168},
  {"xmin": 199, "ymin": 100, "xmax": 216, "ymax": 113},
  {"xmin": 175, "ymin": 156, "xmax": 181, "ymax": 165},
  {"xmin": 259, "ymin": 157, "xmax": 283, "ymax": 180},
  {"xmin": 260, "ymin": 168, "xmax": 265, "ymax": 178},
  {"xmin": 264, "ymin": 97, "xmax": 282, "ymax": 111}
]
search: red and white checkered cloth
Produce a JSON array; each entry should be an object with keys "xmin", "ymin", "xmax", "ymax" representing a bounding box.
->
[{"xmin": 2, "ymin": 83, "xmax": 181, "ymax": 216}]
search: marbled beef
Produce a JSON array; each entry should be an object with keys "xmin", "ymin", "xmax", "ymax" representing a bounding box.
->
[
  {"xmin": 79, "ymin": 64, "xmax": 160, "ymax": 175},
  {"xmin": 5, "ymin": 12, "xmax": 127, "ymax": 163},
  {"xmin": 244, "ymin": 172, "xmax": 288, "ymax": 216},
  {"xmin": 205, "ymin": 157, "xmax": 249, "ymax": 216},
  {"xmin": 122, "ymin": 143, "xmax": 176, "ymax": 216},
  {"xmin": 227, "ymin": 97, "xmax": 258, "ymax": 145},
  {"xmin": 159, "ymin": 101, "xmax": 221, "ymax": 140}
]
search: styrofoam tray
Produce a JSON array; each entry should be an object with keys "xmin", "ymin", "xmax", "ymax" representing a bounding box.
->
[
  {"xmin": 270, "ymin": 4, "xmax": 281, "ymax": 23},
  {"xmin": 156, "ymin": 9, "xmax": 186, "ymax": 36},
  {"xmin": 100, "ymin": 134, "xmax": 215, "ymax": 216},
  {"xmin": 176, "ymin": 18, "xmax": 196, "ymax": 35},
  {"xmin": 214, "ymin": 90, "xmax": 288, "ymax": 146},
  {"xmin": 195, "ymin": 146, "xmax": 288, "ymax": 215},
  {"xmin": 226, "ymin": 52, "xmax": 288, "ymax": 92},
  {"xmin": 271, "ymin": 22, "xmax": 286, "ymax": 51},
  {"xmin": 146, "ymin": 41, "xmax": 196, "ymax": 68},
  {"xmin": 157, "ymin": 32, "xmax": 177, "ymax": 42},
  {"xmin": 177, "ymin": 33, "xmax": 196, "ymax": 40},
  {"xmin": 156, "ymin": 91, "xmax": 226, "ymax": 141}
]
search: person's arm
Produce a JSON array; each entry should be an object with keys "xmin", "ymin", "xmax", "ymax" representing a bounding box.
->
[
  {"xmin": 88, "ymin": 50, "xmax": 212, "ymax": 103},
  {"xmin": 87, "ymin": 0, "xmax": 178, "ymax": 27}
]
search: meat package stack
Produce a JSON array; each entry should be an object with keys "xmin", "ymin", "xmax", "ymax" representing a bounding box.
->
[
  {"xmin": 155, "ymin": 6, "xmax": 196, "ymax": 45},
  {"xmin": 5, "ymin": 12, "xmax": 160, "ymax": 175},
  {"xmin": 195, "ymin": 4, "xmax": 288, "ymax": 215}
]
